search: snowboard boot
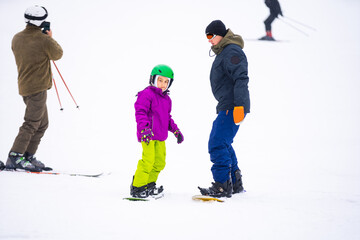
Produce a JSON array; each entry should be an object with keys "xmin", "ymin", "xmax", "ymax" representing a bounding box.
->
[
  {"xmin": 130, "ymin": 185, "xmax": 149, "ymax": 198},
  {"xmin": 6, "ymin": 152, "xmax": 42, "ymax": 172},
  {"xmin": 147, "ymin": 182, "xmax": 164, "ymax": 196},
  {"xmin": 0, "ymin": 160, "xmax": 5, "ymax": 170},
  {"xmin": 233, "ymin": 169, "xmax": 244, "ymax": 194},
  {"xmin": 24, "ymin": 152, "xmax": 52, "ymax": 171},
  {"xmin": 198, "ymin": 179, "xmax": 233, "ymax": 198},
  {"xmin": 130, "ymin": 176, "xmax": 149, "ymax": 198}
]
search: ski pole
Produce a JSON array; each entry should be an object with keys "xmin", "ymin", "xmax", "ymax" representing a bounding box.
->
[
  {"xmin": 279, "ymin": 18, "xmax": 309, "ymax": 37},
  {"xmin": 52, "ymin": 76, "xmax": 64, "ymax": 111},
  {"xmin": 283, "ymin": 16, "xmax": 317, "ymax": 31},
  {"xmin": 52, "ymin": 60, "xmax": 79, "ymax": 109}
]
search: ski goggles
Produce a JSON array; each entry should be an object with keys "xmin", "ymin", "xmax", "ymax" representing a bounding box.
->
[{"xmin": 206, "ymin": 33, "xmax": 217, "ymax": 40}]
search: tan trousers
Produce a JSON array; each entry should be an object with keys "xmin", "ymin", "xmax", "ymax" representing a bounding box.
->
[{"xmin": 11, "ymin": 91, "xmax": 48, "ymax": 155}]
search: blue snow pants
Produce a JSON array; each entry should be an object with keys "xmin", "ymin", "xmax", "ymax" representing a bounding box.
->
[{"xmin": 208, "ymin": 110, "xmax": 241, "ymax": 184}]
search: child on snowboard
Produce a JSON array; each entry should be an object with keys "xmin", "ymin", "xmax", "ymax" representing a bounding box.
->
[{"xmin": 130, "ymin": 64, "xmax": 184, "ymax": 198}]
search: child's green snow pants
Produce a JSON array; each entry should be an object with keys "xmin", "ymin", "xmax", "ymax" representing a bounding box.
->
[{"xmin": 133, "ymin": 140, "xmax": 166, "ymax": 187}]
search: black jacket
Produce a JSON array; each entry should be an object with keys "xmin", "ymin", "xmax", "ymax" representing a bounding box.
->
[
  {"xmin": 265, "ymin": 0, "xmax": 283, "ymax": 17},
  {"xmin": 210, "ymin": 30, "xmax": 250, "ymax": 114}
]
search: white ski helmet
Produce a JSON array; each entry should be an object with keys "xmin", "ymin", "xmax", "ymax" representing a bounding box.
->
[{"xmin": 24, "ymin": 6, "xmax": 48, "ymax": 27}]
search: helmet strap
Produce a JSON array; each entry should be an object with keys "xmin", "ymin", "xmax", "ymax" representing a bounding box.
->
[{"xmin": 149, "ymin": 75, "xmax": 154, "ymax": 86}]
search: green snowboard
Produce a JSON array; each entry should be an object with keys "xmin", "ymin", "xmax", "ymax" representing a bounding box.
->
[
  {"xmin": 123, "ymin": 193, "xmax": 164, "ymax": 201},
  {"xmin": 123, "ymin": 197, "xmax": 150, "ymax": 201}
]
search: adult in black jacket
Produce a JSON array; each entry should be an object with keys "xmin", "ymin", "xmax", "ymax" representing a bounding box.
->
[
  {"xmin": 260, "ymin": 0, "xmax": 283, "ymax": 41},
  {"xmin": 198, "ymin": 20, "xmax": 250, "ymax": 198}
]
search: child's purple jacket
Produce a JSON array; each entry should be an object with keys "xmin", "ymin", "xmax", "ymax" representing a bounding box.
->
[{"xmin": 135, "ymin": 86, "xmax": 179, "ymax": 142}]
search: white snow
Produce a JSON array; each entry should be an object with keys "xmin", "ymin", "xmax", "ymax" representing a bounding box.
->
[{"xmin": 1, "ymin": 0, "xmax": 360, "ymax": 239}]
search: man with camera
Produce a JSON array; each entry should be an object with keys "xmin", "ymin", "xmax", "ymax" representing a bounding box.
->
[{"xmin": 6, "ymin": 6, "xmax": 63, "ymax": 172}]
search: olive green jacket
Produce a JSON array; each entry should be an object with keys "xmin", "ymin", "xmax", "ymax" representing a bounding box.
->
[
  {"xmin": 12, "ymin": 25, "xmax": 63, "ymax": 96},
  {"xmin": 211, "ymin": 29, "xmax": 244, "ymax": 55}
]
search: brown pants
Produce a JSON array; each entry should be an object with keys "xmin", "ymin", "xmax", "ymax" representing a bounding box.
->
[{"xmin": 11, "ymin": 91, "xmax": 48, "ymax": 155}]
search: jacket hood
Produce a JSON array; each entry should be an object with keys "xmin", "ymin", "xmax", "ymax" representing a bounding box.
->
[
  {"xmin": 26, "ymin": 24, "xmax": 42, "ymax": 31},
  {"xmin": 211, "ymin": 29, "xmax": 244, "ymax": 55}
]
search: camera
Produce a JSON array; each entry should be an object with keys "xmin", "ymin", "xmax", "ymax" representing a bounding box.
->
[{"xmin": 41, "ymin": 21, "xmax": 51, "ymax": 34}]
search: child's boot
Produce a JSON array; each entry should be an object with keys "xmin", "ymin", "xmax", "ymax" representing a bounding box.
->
[
  {"xmin": 130, "ymin": 185, "xmax": 149, "ymax": 198},
  {"xmin": 147, "ymin": 182, "xmax": 164, "ymax": 196},
  {"xmin": 130, "ymin": 176, "xmax": 149, "ymax": 198}
]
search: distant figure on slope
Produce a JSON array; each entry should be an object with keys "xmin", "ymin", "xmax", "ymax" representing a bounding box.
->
[
  {"xmin": 0, "ymin": 160, "xmax": 4, "ymax": 171},
  {"xmin": 130, "ymin": 64, "xmax": 184, "ymax": 198},
  {"xmin": 198, "ymin": 20, "xmax": 250, "ymax": 198},
  {"xmin": 6, "ymin": 6, "xmax": 63, "ymax": 172},
  {"xmin": 260, "ymin": 0, "xmax": 283, "ymax": 41}
]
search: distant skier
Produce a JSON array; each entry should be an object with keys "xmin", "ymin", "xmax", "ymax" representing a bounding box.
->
[
  {"xmin": 199, "ymin": 20, "xmax": 250, "ymax": 198},
  {"xmin": 0, "ymin": 160, "xmax": 4, "ymax": 171},
  {"xmin": 130, "ymin": 64, "xmax": 184, "ymax": 198},
  {"xmin": 260, "ymin": 0, "xmax": 283, "ymax": 41},
  {"xmin": 6, "ymin": 6, "xmax": 63, "ymax": 172}
]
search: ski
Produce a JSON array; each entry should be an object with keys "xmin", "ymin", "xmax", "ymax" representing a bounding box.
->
[
  {"xmin": 244, "ymin": 38, "xmax": 289, "ymax": 42},
  {"xmin": 1, "ymin": 169, "xmax": 107, "ymax": 178}
]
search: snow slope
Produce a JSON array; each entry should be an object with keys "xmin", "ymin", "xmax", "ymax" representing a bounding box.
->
[{"xmin": 1, "ymin": 0, "xmax": 360, "ymax": 239}]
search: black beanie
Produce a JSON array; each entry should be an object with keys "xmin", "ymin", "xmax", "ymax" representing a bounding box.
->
[{"xmin": 205, "ymin": 20, "xmax": 227, "ymax": 37}]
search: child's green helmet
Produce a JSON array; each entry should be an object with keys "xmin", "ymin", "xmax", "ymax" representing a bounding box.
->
[
  {"xmin": 151, "ymin": 64, "xmax": 174, "ymax": 79},
  {"xmin": 149, "ymin": 64, "xmax": 174, "ymax": 90}
]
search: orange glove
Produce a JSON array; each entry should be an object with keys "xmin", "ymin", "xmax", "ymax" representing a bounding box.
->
[{"xmin": 233, "ymin": 106, "xmax": 245, "ymax": 125}]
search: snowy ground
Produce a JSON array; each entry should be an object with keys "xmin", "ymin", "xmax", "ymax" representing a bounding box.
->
[{"xmin": 1, "ymin": 0, "xmax": 360, "ymax": 239}]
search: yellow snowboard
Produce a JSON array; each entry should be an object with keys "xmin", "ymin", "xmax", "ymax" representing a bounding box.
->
[{"xmin": 192, "ymin": 195, "xmax": 224, "ymax": 202}]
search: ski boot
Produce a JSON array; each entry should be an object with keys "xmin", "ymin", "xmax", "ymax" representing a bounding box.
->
[
  {"xmin": 24, "ymin": 152, "xmax": 52, "ymax": 171},
  {"xmin": 6, "ymin": 152, "xmax": 42, "ymax": 172},
  {"xmin": 198, "ymin": 179, "xmax": 233, "ymax": 198},
  {"xmin": 147, "ymin": 182, "xmax": 164, "ymax": 196},
  {"xmin": 0, "ymin": 160, "xmax": 5, "ymax": 170},
  {"xmin": 259, "ymin": 30, "xmax": 276, "ymax": 41},
  {"xmin": 259, "ymin": 35, "xmax": 275, "ymax": 41},
  {"xmin": 233, "ymin": 169, "xmax": 244, "ymax": 194}
]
